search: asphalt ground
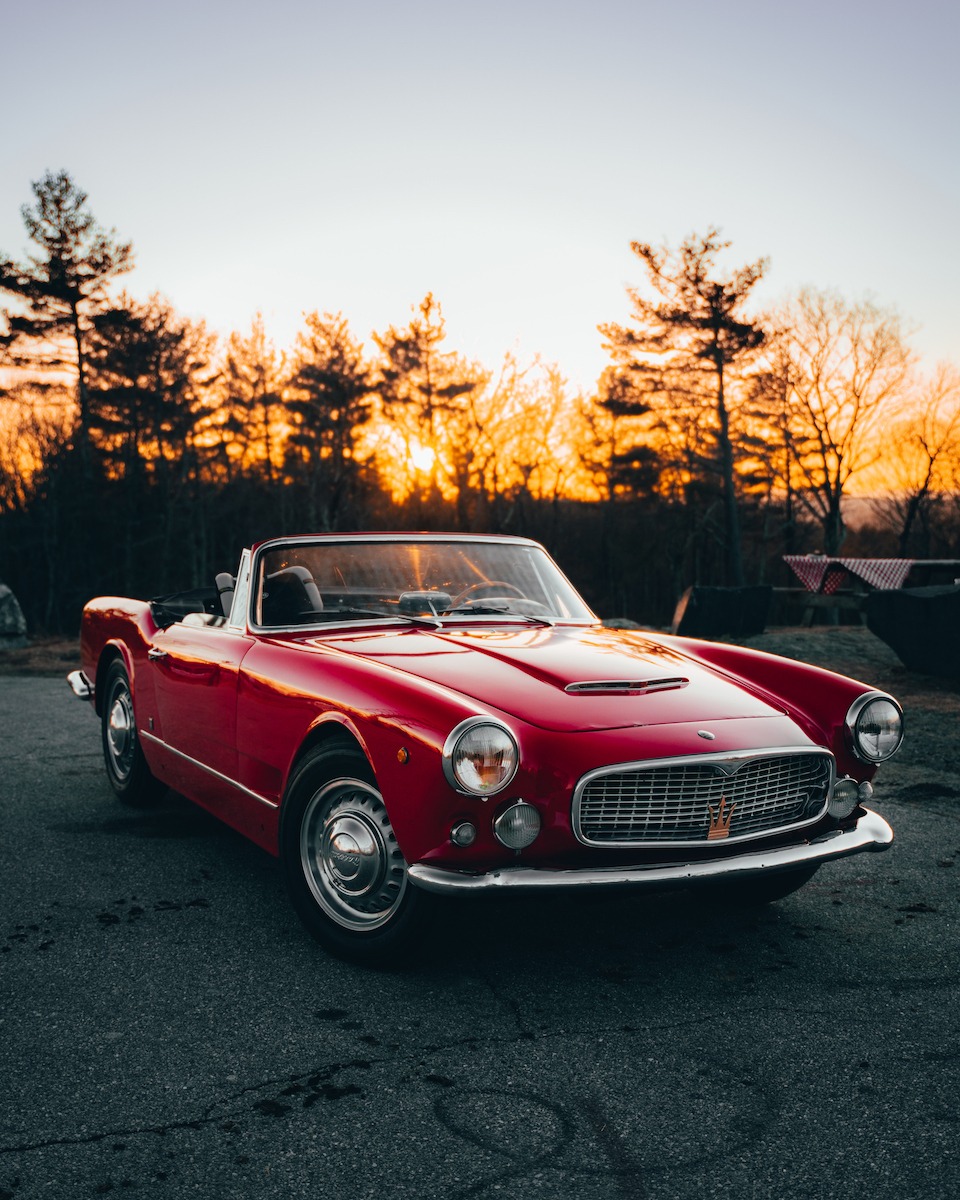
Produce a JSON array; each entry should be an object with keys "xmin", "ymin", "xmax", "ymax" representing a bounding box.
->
[{"xmin": 1, "ymin": 675, "xmax": 958, "ymax": 1200}]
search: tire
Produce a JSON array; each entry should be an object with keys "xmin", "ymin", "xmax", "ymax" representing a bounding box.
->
[
  {"xmin": 279, "ymin": 745, "xmax": 431, "ymax": 964},
  {"xmin": 100, "ymin": 659, "xmax": 166, "ymax": 806},
  {"xmin": 706, "ymin": 863, "xmax": 820, "ymax": 907}
]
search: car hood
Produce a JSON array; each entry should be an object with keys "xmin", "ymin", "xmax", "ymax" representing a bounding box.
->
[{"xmin": 317, "ymin": 624, "xmax": 784, "ymax": 733}]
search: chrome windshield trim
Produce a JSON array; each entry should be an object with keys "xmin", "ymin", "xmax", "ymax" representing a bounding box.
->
[
  {"xmin": 140, "ymin": 731, "xmax": 278, "ymax": 810},
  {"xmin": 253, "ymin": 532, "xmax": 544, "ymax": 552},
  {"xmin": 407, "ymin": 808, "xmax": 893, "ymax": 894},
  {"xmin": 571, "ymin": 744, "xmax": 835, "ymax": 850},
  {"xmin": 247, "ymin": 534, "xmax": 597, "ymax": 633},
  {"xmin": 228, "ymin": 548, "xmax": 252, "ymax": 630}
]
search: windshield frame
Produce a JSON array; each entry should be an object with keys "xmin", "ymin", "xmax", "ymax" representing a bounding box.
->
[{"xmin": 246, "ymin": 533, "xmax": 597, "ymax": 634}]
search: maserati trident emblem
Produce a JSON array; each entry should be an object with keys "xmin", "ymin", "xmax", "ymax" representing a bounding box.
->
[{"xmin": 707, "ymin": 796, "xmax": 736, "ymax": 840}]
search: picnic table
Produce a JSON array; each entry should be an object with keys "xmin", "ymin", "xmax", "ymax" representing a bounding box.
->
[{"xmin": 782, "ymin": 556, "xmax": 960, "ymax": 625}]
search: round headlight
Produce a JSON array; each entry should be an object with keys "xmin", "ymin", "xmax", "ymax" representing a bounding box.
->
[
  {"xmin": 846, "ymin": 693, "xmax": 903, "ymax": 763},
  {"xmin": 442, "ymin": 718, "xmax": 519, "ymax": 796}
]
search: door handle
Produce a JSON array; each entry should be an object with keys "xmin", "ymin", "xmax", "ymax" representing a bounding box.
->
[{"xmin": 147, "ymin": 648, "xmax": 167, "ymax": 661}]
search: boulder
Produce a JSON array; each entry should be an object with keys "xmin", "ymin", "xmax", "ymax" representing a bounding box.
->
[{"xmin": 0, "ymin": 583, "xmax": 28, "ymax": 650}]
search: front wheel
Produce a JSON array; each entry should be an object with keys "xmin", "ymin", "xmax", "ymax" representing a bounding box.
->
[
  {"xmin": 279, "ymin": 746, "xmax": 431, "ymax": 963},
  {"xmin": 100, "ymin": 659, "xmax": 166, "ymax": 806}
]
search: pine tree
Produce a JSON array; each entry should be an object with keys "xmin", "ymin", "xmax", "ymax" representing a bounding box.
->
[
  {"xmin": 600, "ymin": 230, "xmax": 767, "ymax": 586},
  {"xmin": 0, "ymin": 170, "xmax": 134, "ymax": 448}
]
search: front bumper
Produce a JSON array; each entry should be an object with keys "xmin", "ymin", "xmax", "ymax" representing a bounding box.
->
[
  {"xmin": 407, "ymin": 807, "xmax": 893, "ymax": 894},
  {"xmin": 67, "ymin": 670, "xmax": 94, "ymax": 700}
]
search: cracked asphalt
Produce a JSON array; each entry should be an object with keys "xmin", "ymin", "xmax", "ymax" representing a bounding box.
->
[{"xmin": 1, "ymin": 675, "xmax": 958, "ymax": 1199}]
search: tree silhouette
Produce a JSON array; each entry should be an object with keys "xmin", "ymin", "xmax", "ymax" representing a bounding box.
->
[
  {"xmin": 285, "ymin": 311, "xmax": 374, "ymax": 530},
  {"xmin": 0, "ymin": 170, "xmax": 133, "ymax": 453},
  {"xmin": 214, "ymin": 314, "xmax": 285, "ymax": 481},
  {"xmin": 599, "ymin": 229, "xmax": 767, "ymax": 586},
  {"xmin": 373, "ymin": 294, "xmax": 483, "ymax": 509},
  {"xmin": 86, "ymin": 295, "xmax": 214, "ymax": 482},
  {"xmin": 888, "ymin": 365, "xmax": 960, "ymax": 554},
  {"xmin": 757, "ymin": 290, "xmax": 911, "ymax": 554}
]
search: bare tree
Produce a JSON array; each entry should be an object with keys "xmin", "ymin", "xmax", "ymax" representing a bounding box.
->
[
  {"xmin": 867, "ymin": 363, "xmax": 960, "ymax": 554},
  {"xmin": 757, "ymin": 290, "xmax": 912, "ymax": 554}
]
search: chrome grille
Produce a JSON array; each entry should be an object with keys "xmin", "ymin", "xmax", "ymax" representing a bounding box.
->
[{"xmin": 573, "ymin": 750, "xmax": 833, "ymax": 847}]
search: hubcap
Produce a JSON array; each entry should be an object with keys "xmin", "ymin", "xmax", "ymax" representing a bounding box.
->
[
  {"xmin": 107, "ymin": 688, "xmax": 135, "ymax": 779},
  {"xmin": 300, "ymin": 779, "xmax": 408, "ymax": 932}
]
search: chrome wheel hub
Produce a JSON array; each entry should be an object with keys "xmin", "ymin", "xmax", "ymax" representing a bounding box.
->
[
  {"xmin": 107, "ymin": 690, "xmax": 135, "ymax": 778},
  {"xmin": 322, "ymin": 815, "xmax": 383, "ymax": 896},
  {"xmin": 300, "ymin": 780, "xmax": 408, "ymax": 932}
]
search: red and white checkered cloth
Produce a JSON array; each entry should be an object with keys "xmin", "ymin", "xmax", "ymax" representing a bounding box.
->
[{"xmin": 784, "ymin": 556, "xmax": 916, "ymax": 594}]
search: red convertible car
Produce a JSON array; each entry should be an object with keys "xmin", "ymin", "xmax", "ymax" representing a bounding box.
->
[{"xmin": 68, "ymin": 533, "xmax": 898, "ymax": 961}]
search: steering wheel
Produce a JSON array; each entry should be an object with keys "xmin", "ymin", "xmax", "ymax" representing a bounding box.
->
[{"xmin": 448, "ymin": 581, "xmax": 526, "ymax": 609}]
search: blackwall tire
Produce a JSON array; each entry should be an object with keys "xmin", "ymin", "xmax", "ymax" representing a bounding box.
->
[
  {"xmin": 100, "ymin": 659, "xmax": 166, "ymax": 806},
  {"xmin": 280, "ymin": 745, "xmax": 431, "ymax": 964}
]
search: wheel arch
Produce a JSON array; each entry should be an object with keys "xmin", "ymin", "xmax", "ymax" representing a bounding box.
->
[
  {"xmin": 94, "ymin": 642, "xmax": 134, "ymax": 718},
  {"xmin": 285, "ymin": 717, "xmax": 371, "ymax": 795}
]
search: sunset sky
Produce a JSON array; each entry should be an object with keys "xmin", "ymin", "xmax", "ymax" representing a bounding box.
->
[{"xmin": 2, "ymin": 0, "xmax": 957, "ymax": 391}]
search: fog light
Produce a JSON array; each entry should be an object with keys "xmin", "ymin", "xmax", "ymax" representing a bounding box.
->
[
  {"xmin": 450, "ymin": 821, "xmax": 477, "ymax": 847},
  {"xmin": 493, "ymin": 801, "xmax": 540, "ymax": 850},
  {"xmin": 829, "ymin": 777, "xmax": 859, "ymax": 819},
  {"xmin": 858, "ymin": 781, "xmax": 874, "ymax": 804}
]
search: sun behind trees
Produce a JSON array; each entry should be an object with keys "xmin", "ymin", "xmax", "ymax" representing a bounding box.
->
[{"xmin": 1, "ymin": 169, "xmax": 958, "ymax": 632}]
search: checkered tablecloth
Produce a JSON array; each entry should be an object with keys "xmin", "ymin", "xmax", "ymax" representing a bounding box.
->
[{"xmin": 783, "ymin": 556, "xmax": 916, "ymax": 594}]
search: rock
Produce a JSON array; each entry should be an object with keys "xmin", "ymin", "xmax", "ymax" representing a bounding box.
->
[{"xmin": 0, "ymin": 583, "xmax": 28, "ymax": 649}]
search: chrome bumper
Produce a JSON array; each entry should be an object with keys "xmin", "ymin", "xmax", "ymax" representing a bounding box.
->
[
  {"xmin": 66, "ymin": 670, "xmax": 94, "ymax": 701},
  {"xmin": 407, "ymin": 808, "xmax": 894, "ymax": 895}
]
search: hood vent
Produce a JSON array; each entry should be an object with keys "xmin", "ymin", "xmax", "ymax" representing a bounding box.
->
[{"xmin": 565, "ymin": 677, "xmax": 689, "ymax": 695}]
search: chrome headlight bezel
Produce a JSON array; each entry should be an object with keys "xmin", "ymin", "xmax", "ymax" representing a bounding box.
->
[
  {"xmin": 442, "ymin": 716, "xmax": 519, "ymax": 797},
  {"xmin": 845, "ymin": 691, "xmax": 904, "ymax": 764}
]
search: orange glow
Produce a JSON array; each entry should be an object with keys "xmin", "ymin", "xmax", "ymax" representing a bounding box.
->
[{"xmin": 409, "ymin": 439, "xmax": 436, "ymax": 475}]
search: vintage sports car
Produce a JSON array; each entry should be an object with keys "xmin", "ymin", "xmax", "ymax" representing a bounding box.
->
[{"xmin": 68, "ymin": 533, "xmax": 899, "ymax": 962}]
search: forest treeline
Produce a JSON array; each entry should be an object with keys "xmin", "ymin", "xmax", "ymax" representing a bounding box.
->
[{"xmin": 2, "ymin": 170, "xmax": 959, "ymax": 632}]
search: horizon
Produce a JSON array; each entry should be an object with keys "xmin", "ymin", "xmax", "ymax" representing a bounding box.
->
[{"xmin": 1, "ymin": 0, "xmax": 957, "ymax": 392}]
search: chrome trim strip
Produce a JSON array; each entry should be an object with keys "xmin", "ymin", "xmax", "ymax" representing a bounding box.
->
[
  {"xmin": 140, "ymin": 730, "xmax": 279, "ymax": 810},
  {"xmin": 67, "ymin": 670, "xmax": 94, "ymax": 700},
  {"xmin": 571, "ymin": 745, "xmax": 835, "ymax": 849},
  {"xmin": 407, "ymin": 808, "xmax": 894, "ymax": 894}
]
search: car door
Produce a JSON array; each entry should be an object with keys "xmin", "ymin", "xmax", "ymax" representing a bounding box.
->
[{"xmin": 149, "ymin": 620, "xmax": 254, "ymax": 784}]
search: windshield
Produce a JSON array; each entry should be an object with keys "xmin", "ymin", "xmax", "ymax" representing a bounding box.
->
[{"xmin": 253, "ymin": 538, "xmax": 594, "ymax": 628}]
